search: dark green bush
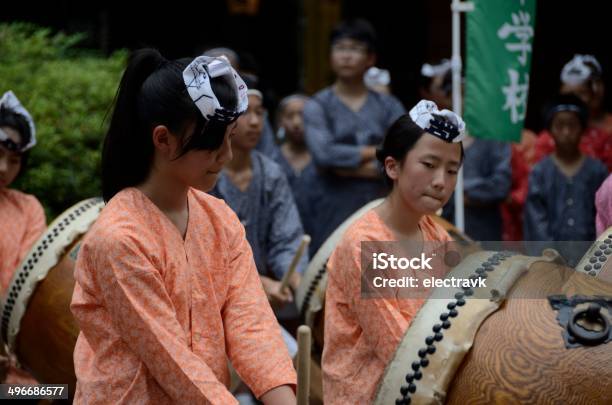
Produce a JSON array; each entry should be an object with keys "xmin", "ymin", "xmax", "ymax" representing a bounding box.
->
[{"xmin": 0, "ymin": 23, "xmax": 126, "ymax": 219}]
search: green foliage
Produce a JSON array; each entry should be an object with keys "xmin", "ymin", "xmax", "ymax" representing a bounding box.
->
[{"xmin": 0, "ymin": 23, "xmax": 126, "ymax": 219}]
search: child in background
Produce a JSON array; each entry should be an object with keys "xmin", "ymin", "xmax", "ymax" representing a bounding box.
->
[
  {"xmin": 418, "ymin": 59, "xmax": 452, "ymax": 110},
  {"xmin": 275, "ymin": 94, "xmax": 312, "ymax": 189},
  {"xmin": 204, "ymin": 47, "xmax": 282, "ymax": 162},
  {"xmin": 525, "ymin": 94, "xmax": 608, "ymax": 242},
  {"xmin": 274, "ymin": 94, "xmax": 312, "ymax": 225},
  {"xmin": 211, "ymin": 87, "xmax": 308, "ymax": 307},
  {"xmin": 534, "ymin": 54, "xmax": 612, "ymax": 170}
]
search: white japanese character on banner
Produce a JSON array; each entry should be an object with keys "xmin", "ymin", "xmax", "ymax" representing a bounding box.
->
[
  {"xmin": 497, "ymin": 10, "xmax": 533, "ymax": 66},
  {"xmin": 502, "ymin": 69, "xmax": 529, "ymax": 123}
]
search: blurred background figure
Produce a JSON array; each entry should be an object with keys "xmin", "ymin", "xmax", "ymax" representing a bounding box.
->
[
  {"xmin": 534, "ymin": 54, "xmax": 612, "ymax": 170},
  {"xmin": 419, "ymin": 59, "xmax": 452, "ymax": 110},
  {"xmin": 524, "ymin": 94, "xmax": 608, "ymax": 242},
  {"xmin": 210, "ymin": 87, "xmax": 308, "ymax": 307},
  {"xmin": 560, "ymin": 54, "xmax": 612, "ymax": 133},
  {"xmin": 274, "ymin": 93, "xmax": 312, "ymax": 225},
  {"xmin": 204, "ymin": 46, "xmax": 283, "ymax": 162},
  {"xmin": 303, "ymin": 18, "xmax": 405, "ymax": 254}
]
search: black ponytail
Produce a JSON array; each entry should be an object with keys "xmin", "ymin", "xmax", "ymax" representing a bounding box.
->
[{"xmin": 101, "ymin": 49, "xmax": 238, "ymax": 202}]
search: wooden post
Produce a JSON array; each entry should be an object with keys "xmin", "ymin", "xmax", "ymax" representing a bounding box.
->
[{"xmin": 297, "ymin": 325, "xmax": 312, "ymax": 405}]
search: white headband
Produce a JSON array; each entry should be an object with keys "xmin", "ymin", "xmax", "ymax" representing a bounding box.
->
[
  {"xmin": 364, "ymin": 67, "xmax": 391, "ymax": 87},
  {"xmin": 0, "ymin": 91, "xmax": 36, "ymax": 152},
  {"xmin": 421, "ymin": 59, "xmax": 452, "ymax": 78},
  {"xmin": 409, "ymin": 99, "xmax": 465, "ymax": 143},
  {"xmin": 561, "ymin": 54, "xmax": 602, "ymax": 86},
  {"xmin": 183, "ymin": 56, "xmax": 248, "ymax": 123}
]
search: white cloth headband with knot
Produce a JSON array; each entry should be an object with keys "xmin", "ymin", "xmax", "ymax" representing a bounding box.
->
[
  {"xmin": 0, "ymin": 91, "xmax": 36, "ymax": 152},
  {"xmin": 421, "ymin": 59, "xmax": 452, "ymax": 78},
  {"xmin": 561, "ymin": 54, "xmax": 602, "ymax": 86},
  {"xmin": 409, "ymin": 99, "xmax": 465, "ymax": 143},
  {"xmin": 183, "ymin": 56, "xmax": 248, "ymax": 123}
]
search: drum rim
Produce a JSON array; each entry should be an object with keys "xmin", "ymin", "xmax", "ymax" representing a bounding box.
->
[{"xmin": 0, "ymin": 197, "xmax": 104, "ymax": 353}]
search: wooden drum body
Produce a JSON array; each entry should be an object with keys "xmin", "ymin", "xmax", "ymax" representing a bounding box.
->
[
  {"xmin": 1, "ymin": 198, "xmax": 104, "ymax": 394},
  {"xmin": 375, "ymin": 233, "xmax": 612, "ymax": 405}
]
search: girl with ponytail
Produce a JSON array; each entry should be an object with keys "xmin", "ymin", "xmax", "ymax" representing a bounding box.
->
[{"xmin": 71, "ymin": 49, "xmax": 296, "ymax": 404}]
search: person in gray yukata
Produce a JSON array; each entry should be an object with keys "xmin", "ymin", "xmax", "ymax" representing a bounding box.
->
[
  {"xmin": 210, "ymin": 86, "xmax": 308, "ymax": 309},
  {"xmin": 524, "ymin": 94, "xmax": 609, "ymax": 242},
  {"xmin": 303, "ymin": 19, "xmax": 405, "ymax": 254},
  {"xmin": 212, "ymin": 151, "xmax": 308, "ymax": 282}
]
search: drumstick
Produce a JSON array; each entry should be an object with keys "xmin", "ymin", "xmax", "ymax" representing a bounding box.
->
[
  {"xmin": 280, "ymin": 235, "xmax": 311, "ymax": 292},
  {"xmin": 296, "ymin": 325, "xmax": 311, "ymax": 405}
]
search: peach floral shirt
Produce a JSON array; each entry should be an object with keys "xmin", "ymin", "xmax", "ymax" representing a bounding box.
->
[
  {"xmin": 0, "ymin": 188, "xmax": 46, "ymax": 293},
  {"xmin": 322, "ymin": 210, "xmax": 451, "ymax": 404},
  {"xmin": 71, "ymin": 188, "xmax": 296, "ymax": 404}
]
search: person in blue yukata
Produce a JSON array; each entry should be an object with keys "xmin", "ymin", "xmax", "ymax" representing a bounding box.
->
[
  {"xmin": 210, "ymin": 87, "xmax": 308, "ymax": 309},
  {"xmin": 524, "ymin": 94, "xmax": 609, "ymax": 242},
  {"xmin": 302, "ymin": 18, "xmax": 405, "ymax": 254}
]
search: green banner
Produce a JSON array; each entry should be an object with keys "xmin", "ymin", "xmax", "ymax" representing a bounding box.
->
[{"xmin": 465, "ymin": 0, "xmax": 536, "ymax": 142}]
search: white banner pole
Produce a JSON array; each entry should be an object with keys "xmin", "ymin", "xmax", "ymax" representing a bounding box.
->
[{"xmin": 451, "ymin": 0, "xmax": 473, "ymax": 233}]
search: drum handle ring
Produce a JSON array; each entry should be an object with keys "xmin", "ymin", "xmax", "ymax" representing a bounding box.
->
[{"xmin": 567, "ymin": 304, "xmax": 610, "ymax": 345}]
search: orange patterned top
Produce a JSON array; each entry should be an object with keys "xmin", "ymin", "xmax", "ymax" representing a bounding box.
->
[
  {"xmin": 0, "ymin": 188, "xmax": 46, "ymax": 293},
  {"xmin": 322, "ymin": 209, "xmax": 452, "ymax": 404},
  {"xmin": 71, "ymin": 187, "xmax": 296, "ymax": 404}
]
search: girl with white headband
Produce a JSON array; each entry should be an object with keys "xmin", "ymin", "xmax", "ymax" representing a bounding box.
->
[
  {"xmin": 322, "ymin": 100, "xmax": 463, "ymax": 404},
  {"xmin": 0, "ymin": 91, "xmax": 46, "ymax": 385},
  {"xmin": 70, "ymin": 49, "xmax": 296, "ymax": 404}
]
